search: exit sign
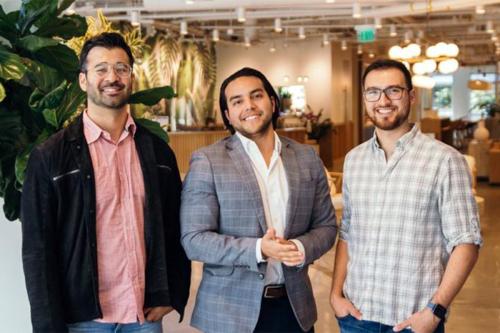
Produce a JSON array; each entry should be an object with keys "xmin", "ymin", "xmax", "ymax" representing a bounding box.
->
[{"xmin": 355, "ymin": 25, "xmax": 376, "ymax": 43}]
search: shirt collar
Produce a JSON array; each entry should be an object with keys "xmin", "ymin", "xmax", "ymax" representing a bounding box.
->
[
  {"xmin": 235, "ymin": 131, "xmax": 282, "ymax": 155},
  {"xmin": 370, "ymin": 123, "xmax": 419, "ymax": 151},
  {"xmin": 83, "ymin": 110, "xmax": 136, "ymax": 144}
]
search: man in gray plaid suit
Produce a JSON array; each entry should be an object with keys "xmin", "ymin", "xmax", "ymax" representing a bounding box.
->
[{"xmin": 180, "ymin": 67, "xmax": 337, "ymax": 333}]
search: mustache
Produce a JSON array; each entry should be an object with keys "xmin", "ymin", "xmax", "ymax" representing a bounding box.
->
[{"xmin": 100, "ymin": 82, "xmax": 125, "ymax": 89}]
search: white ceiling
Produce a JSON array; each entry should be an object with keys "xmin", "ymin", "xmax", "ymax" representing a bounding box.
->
[{"xmin": 71, "ymin": 1, "xmax": 500, "ymax": 65}]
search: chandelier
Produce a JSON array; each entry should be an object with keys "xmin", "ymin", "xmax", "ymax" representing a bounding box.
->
[{"xmin": 388, "ymin": 42, "xmax": 460, "ymax": 89}]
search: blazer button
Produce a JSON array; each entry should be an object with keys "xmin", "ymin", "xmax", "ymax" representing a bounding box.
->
[
  {"xmin": 258, "ymin": 273, "xmax": 264, "ymax": 280},
  {"xmin": 86, "ymin": 174, "xmax": 91, "ymax": 179}
]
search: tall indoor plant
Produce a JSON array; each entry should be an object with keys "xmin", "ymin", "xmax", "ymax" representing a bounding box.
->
[{"xmin": 0, "ymin": 0, "xmax": 174, "ymax": 221}]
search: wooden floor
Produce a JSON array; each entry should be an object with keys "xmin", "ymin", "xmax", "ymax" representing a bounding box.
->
[{"xmin": 163, "ymin": 181, "xmax": 500, "ymax": 332}]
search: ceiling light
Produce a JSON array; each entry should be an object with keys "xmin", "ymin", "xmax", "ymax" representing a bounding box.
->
[
  {"xmin": 212, "ymin": 29, "xmax": 219, "ymax": 42},
  {"xmin": 353, "ymin": 2, "xmax": 361, "ymax": 19},
  {"xmin": 227, "ymin": 28, "xmax": 234, "ymax": 36},
  {"xmin": 412, "ymin": 75, "xmax": 435, "ymax": 89},
  {"xmin": 236, "ymin": 7, "xmax": 246, "ymax": 23},
  {"xmin": 374, "ymin": 18, "xmax": 382, "ymax": 29},
  {"xmin": 269, "ymin": 43, "xmax": 276, "ymax": 53},
  {"xmin": 185, "ymin": 0, "xmax": 194, "ymax": 4},
  {"xmin": 325, "ymin": 0, "xmax": 335, "ymax": 3},
  {"xmin": 390, "ymin": 24, "xmax": 397, "ymax": 37},
  {"xmin": 369, "ymin": 52, "xmax": 375, "ymax": 58},
  {"xmin": 404, "ymin": 31, "xmax": 413, "ymax": 44},
  {"xmin": 130, "ymin": 10, "xmax": 140, "ymax": 27},
  {"xmin": 486, "ymin": 21, "xmax": 494, "ymax": 34},
  {"xmin": 438, "ymin": 58, "xmax": 459, "ymax": 74},
  {"xmin": 322, "ymin": 33, "xmax": 330, "ymax": 46},
  {"xmin": 412, "ymin": 62, "xmax": 427, "ymax": 75},
  {"xmin": 468, "ymin": 79, "xmax": 492, "ymax": 90},
  {"xmin": 445, "ymin": 43, "xmax": 459, "ymax": 57},
  {"xmin": 423, "ymin": 59, "xmax": 437, "ymax": 73},
  {"xmin": 180, "ymin": 20, "xmax": 188, "ymax": 35},
  {"xmin": 341, "ymin": 40, "xmax": 347, "ymax": 51},
  {"xmin": 357, "ymin": 44, "xmax": 363, "ymax": 55},
  {"xmin": 274, "ymin": 18, "xmax": 282, "ymax": 33},
  {"xmin": 475, "ymin": 5, "xmax": 485, "ymax": 15},
  {"xmin": 388, "ymin": 45, "xmax": 403, "ymax": 59},
  {"xmin": 406, "ymin": 43, "xmax": 421, "ymax": 57},
  {"xmin": 244, "ymin": 36, "xmax": 251, "ymax": 47},
  {"xmin": 492, "ymin": 35, "xmax": 498, "ymax": 42},
  {"xmin": 298, "ymin": 26, "xmax": 306, "ymax": 39}
]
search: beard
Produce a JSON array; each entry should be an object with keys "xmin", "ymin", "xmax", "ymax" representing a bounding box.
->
[
  {"xmin": 233, "ymin": 110, "xmax": 274, "ymax": 139},
  {"xmin": 87, "ymin": 81, "xmax": 131, "ymax": 110},
  {"xmin": 366, "ymin": 100, "xmax": 411, "ymax": 131}
]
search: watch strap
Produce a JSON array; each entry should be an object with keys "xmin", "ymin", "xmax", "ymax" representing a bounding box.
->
[{"xmin": 426, "ymin": 301, "xmax": 447, "ymax": 321}]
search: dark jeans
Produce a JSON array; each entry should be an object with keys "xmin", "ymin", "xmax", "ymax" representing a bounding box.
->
[
  {"xmin": 337, "ymin": 314, "xmax": 445, "ymax": 333},
  {"xmin": 254, "ymin": 296, "xmax": 314, "ymax": 333}
]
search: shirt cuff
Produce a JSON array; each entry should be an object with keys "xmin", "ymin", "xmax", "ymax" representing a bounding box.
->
[
  {"xmin": 256, "ymin": 238, "xmax": 266, "ymax": 263},
  {"xmin": 290, "ymin": 239, "xmax": 306, "ymax": 267}
]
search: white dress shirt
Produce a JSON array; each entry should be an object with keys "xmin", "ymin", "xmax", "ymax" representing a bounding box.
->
[{"xmin": 236, "ymin": 132, "xmax": 305, "ymax": 285}]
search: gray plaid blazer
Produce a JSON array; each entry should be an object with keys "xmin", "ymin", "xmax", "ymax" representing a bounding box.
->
[{"xmin": 180, "ymin": 134, "xmax": 337, "ymax": 333}]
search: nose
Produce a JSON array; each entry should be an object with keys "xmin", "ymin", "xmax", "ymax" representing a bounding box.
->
[
  {"xmin": 378, "ymin": 90, "xmax": 392, "ymax": 105},
  {"xmin": 242, "ymin": 97, "xmax": 256, "ymax": 110},
  {"xmin": 103, "ymin": 67, "xmax": 120, "ymax": 82}
]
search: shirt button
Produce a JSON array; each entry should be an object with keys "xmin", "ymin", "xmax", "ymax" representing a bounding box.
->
[
  {"xmin": 258, "ymin": 273, "xmax": 264, "ymax": 280},
  {"xmin": 86, "ymin": 174, "xmax": 91, "ymax": 179}
]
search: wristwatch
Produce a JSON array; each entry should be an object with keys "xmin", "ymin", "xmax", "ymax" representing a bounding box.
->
[{"xmin": 426, "ymin": 301, "xmax": 447, "ymax": 321}]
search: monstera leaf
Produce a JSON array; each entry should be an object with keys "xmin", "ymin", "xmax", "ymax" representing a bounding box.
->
[{"xmin": 129, "ymin": 86, "xmax": 176, "ymax": 106}]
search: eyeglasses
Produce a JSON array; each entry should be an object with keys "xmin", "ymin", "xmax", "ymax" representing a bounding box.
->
[
  {"xmin": 85, "ymin": 62, "xmax": 132, "ymax": 78},
  {"xmin": 363, "ymin": 86, "xmax": 408, "ymax": 102}
]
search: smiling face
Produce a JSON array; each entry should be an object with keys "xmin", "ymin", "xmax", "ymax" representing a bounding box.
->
[
  {"xmin": 78, "ymin": 46, "xmax": 133, "ymax": 112},
  {"xmin": 363, "ymin": 68, "xmax": 415, "ymax": 132},
  {"xmin": 224, "ymin": 75, "xmax": 276, "ymax": 139}
]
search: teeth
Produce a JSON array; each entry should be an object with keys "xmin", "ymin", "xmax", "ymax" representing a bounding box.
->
[
  {"xmin": 377, "ymin": 108, "xmax": 394, "ymax": 114},
  {"xmin": 244, "ymin": 115, "xmax": 259, "ymax": 120}
]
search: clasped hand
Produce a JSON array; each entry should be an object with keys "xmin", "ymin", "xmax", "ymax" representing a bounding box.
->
[{"xmin": 261, "ymin": 228, "xmax": 304, "ymax": 266}]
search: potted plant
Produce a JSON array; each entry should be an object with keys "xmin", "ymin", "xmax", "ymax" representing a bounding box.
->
[{"xmin": 0, "ymin": 0, "xmax": 175, "ymax": 221}]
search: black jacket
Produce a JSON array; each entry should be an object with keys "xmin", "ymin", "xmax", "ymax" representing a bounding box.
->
[{"xmin": 21, "ymin": 116, "xmax": 191, "ymax": 332}]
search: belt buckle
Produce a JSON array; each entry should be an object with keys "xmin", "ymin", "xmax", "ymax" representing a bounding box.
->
[{"xmin": 264, "ymin": 284, "xmax": 283, "ymax": 299}]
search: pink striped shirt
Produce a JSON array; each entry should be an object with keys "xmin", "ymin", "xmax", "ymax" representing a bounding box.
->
[{"xmin": 83, "ymin": 111, "xmax": 146, "ymax": 324}]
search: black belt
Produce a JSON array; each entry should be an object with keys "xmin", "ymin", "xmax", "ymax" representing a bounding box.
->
[{"xmin": 263, "ymin": 284, "xmax": 287, "ymax": 299}]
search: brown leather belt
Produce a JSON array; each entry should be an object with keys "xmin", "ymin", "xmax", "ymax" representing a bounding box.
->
[{"xmin": 263, "ymin": 284, "xmax": 287, "ymax": 299}]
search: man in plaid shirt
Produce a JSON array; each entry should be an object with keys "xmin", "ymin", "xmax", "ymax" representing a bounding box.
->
[{"xmin": 330, "ymin": 59, "xmax": 482, "ymax": 333}]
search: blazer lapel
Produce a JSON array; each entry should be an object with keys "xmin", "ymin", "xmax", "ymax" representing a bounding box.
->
[
  {"xmin": 280, "ymin": 139, "xmax": 301, "ymax": 238},
  {"xmin": 226, "ymin": 135, "xmax": 267, "ymax": 234}
]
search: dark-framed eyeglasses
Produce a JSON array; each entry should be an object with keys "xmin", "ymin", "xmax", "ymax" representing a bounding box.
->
[
  {"xmin": 363, "ymin": 86, "xmax": 408, "ymax": 102},
  {"xmin": 84, "ymin": 62, "xmax": 132, "ymax": 78}
]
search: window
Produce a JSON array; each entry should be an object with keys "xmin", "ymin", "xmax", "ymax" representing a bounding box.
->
[
  {"xmin": 469, "ymin": 73, "xmax": 497, "ymax": 120},
  {"xmin": 431, "ymin": 75, "xmax": 453, "ymax": 119}
]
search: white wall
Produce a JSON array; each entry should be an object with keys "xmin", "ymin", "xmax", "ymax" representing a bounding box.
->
[
  {"xmin": 215, "ymin": 39, "xmax": 333, "ymax": 121},
  {"xmin": 0, "ymin": 200, "xmax": 31, "ymax": 331}
]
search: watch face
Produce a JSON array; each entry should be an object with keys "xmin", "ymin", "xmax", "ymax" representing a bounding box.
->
[{"xmin": 433, "ymin": 304, "xmax": 447, "ymax": 320}]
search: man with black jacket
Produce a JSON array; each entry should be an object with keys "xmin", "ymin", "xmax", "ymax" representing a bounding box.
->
[{"xmin": 21, "ymin": 32, "xmax": 190, "ymax": 333}]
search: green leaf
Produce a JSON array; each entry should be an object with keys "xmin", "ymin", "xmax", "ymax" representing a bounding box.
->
[
  {"xmin": 24, "ymin": 58, "xmax": 63, "ymax": 92},
  {"xmin": 129, "ymin": 86, "xmax": 176, "ymax": 106},
  {"xmin": 52, "ymin": 80, "xmax": 85, "ymax": 127},
  {"xmin": 0, "ymin": 6, "xmax": 18, "ymax": 43},
  {"xmin": 29, "ymin": 80, "xmax": 67, "ymax": 112},
  {"xmin": 35, "ymin": 14, "xmax": 87, "ymax": 40},
  {"xmin": 17, "ymin": 2, "xmax": 52, "ymax": 36},
  {"xmin": 0, "ymin": 45, "xmax": 28, "ymax": 81},
  {"xmin": 17, "ymin": 34, "xmax": 59, "ymax": 52},
  {"xmin": 31, "ymin": 43, "xmax": 79, "ymax": 80},
  {"xmin": 0, "ymin": 109, "xmax": 22, "ymax": 158},
  {"xmin": 0, "ymin": 82, "xmax": 5, "ymax": 102},
  {"xmin": 42, "ymin": 108, "xmax": 57, "ymax": 127},
  {"xmin": 14, "ymin": 128, "xmax": 51, "ymax": 185},
  {"xmin": 135, "ymin": 118, "xmax": 169, "ymax": 144}
]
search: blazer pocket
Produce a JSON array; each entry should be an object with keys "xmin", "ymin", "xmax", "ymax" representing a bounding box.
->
[{"xmin": 204, "ymin": 264, "xmax": 235, "ymax": 277}]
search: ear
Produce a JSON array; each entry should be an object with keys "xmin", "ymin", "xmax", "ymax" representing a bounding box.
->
[
  {"xmin": 224, "ymin": 110, "xmax": 231, "ymax": 124},
  {"xmin": 79, "ymin": 72, "xmax": 87, "ymax": 92},
  {"xmin": 408, "ymin": 89, "xmax": 416, "ymax": 105},
  {"xmin": 270, "ymin": 96, "xmax": 276, "ymax": 112}
]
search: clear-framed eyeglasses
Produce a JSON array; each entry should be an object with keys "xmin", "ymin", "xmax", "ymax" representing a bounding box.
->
[
  {"xmin": 363, "ymin": 86, "xmax": 408, "ymax": 102},
  {"xmin": 85, "ymin": 62, "xmax": 132, "ymax": 78}
]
